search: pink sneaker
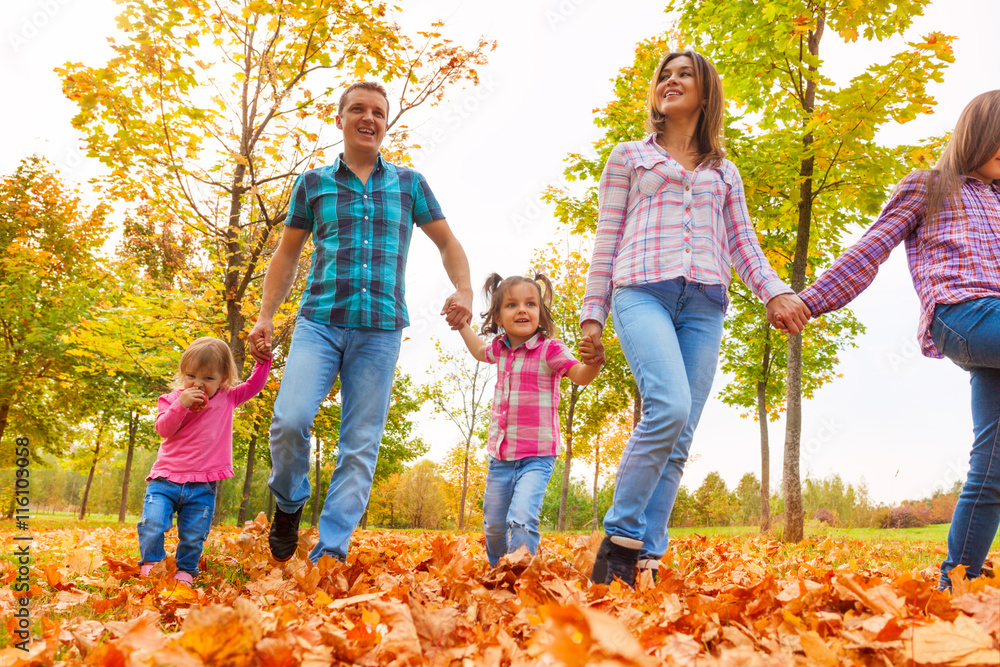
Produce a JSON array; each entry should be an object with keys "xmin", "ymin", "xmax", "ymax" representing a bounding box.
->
[
  {"xmin": 140, "ymin": 562, "xmax": 159, "ymax": 576},
  {"xmin": 173, "ymin": 571, "xmax": 194, "ymax": 585}
]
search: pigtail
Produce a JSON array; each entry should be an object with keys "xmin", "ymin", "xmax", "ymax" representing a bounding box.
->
[
  {"xmin": 480, "ymin": 273, "xmax": 505, "ymax": 337},
  {"xmin": 533, "ymin": 271, "xmax": 557, "ymax": 339}
]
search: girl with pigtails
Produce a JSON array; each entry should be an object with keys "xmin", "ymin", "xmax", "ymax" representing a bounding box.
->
[{"xmin": 452, "ymin": 272, "xmax": 603, "ymax": 566}]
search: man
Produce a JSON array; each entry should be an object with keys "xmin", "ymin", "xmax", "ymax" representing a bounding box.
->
[{"xmin": 248, "ymin": 81, "xmax": 472, "ymax": 562}]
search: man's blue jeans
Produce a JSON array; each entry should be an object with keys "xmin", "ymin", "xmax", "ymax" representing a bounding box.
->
[
  {"xmin": 604, "ymin": 279, "xmax": 725, "ymax": 560},
  {"xmin": 137, "ymin": 478, "xmax": 217, "ymax": 576},
  {"xmin": 930, "ymin": 298, "xmax": 1000, "ymax": 590},
  {"xmin": 268, "ymin": 316, "xmax": 401, "ymax": 562},
  {"xmin": 482, "ymin": 455, "xmax": 556, "ymax": 567}
]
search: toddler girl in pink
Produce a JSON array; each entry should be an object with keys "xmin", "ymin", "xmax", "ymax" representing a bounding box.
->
[{"xmin": 138, "ymin": 336, "xmax": 271, "ymax": 584}]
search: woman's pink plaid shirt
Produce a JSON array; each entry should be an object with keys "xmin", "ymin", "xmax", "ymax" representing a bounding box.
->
[
  {"xmin": 483, "ymin": 334, "xmax": 579, "ymax": 461},
  {"xmin": 581, "ymin": 135, "xmax": 792, "ymax": 326},
  {"xmin": 800, "ymin": 171, "xmax": 1000, "ymax": 358}
]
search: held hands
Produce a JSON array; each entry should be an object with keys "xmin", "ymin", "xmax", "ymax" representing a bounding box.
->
[
  {"xmin": 442, "ymin": 289, "xmax": 474, "ymax": 330},
  {"xmin": 579, "ymin": 335, "xmax": 606, "ymax": 367},
  {"xmin": 579, "ymin": 320, "xmax": 605, "ymax": 366},
  {"xmin": 248, "ymin": 319, "xmax": 274, "ymax": 363},
  {"xmin": 765, "ymin": 293, "xmax": 812, "ymax": 335}
]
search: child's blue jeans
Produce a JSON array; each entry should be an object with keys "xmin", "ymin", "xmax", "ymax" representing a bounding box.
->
[
  {"xmin": 483, "ymin": 455, "xmax": 556, "ymax": 567},
  {"xmin": 137, "ymin": 478, "xmax": 217, "ymax": 576},
  {"xmin": 931, "ymin": 298, "xmax": 1000, "ymax": 590}
]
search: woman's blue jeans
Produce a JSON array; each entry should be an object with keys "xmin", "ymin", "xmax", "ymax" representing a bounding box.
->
[
  {"xmin": 604, "ymin": 278, "xmax": 725, "ymax": 560},
  {"xmin": 268, "ymin": 316, "xmax": 401, "ymax": 562},
  {"xmin": 137, "ymin": 478, "xmax": 217, "ymax": 576},
  {"xmin": 482, "ymin": 455, "xmax": 556, "ymax": 567},
  {"xmin": 930, "ymin": 298, "xmax": 1000, "ymax": 590}
]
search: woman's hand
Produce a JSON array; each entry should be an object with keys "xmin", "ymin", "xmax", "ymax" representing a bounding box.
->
[
  {"xmin": 579, "ymin": 320, "xmax": 605, "ymax": 366},
  {"xmin": 766, "ymin": 294, "xmax": 811, "ymax": 334}
]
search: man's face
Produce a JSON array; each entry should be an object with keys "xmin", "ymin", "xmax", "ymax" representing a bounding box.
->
[{"xmin": 335, "ymin": 89, "xmax": 389, "ymax": 153}]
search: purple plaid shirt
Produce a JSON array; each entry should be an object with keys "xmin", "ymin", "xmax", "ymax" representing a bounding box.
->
[
  {"xmin": 484, "ymin": 334, "xmax": 579, "ymax": 460},
  {"xmin": 799, "ymin": 172, "xmax": 1000, "ymax": 358},
  {"xmin": 581, "ymin": 134, "xmax": 792, "ymax": 325}
]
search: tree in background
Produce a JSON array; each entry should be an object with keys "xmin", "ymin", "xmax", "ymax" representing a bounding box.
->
[
  {"xmin": 395, "ymin": 459, "xmax": 449, "ymax": 529},
  {"xmin": 59, "ymin": 0, "xmax": 494, "ymax": 371},
  {"xmin": 694, "ymin": 472, "xmax": 738, "ymax": 527},
  {"xmin": 0, "ymin": 157, "xmax": 109, "ymax": 473},
  {"xmin": 423, "ymin": 338, "xmax": 494, "ymax": 529},
  {"xmin": 667, "ymin": 0, "xmax": 953, "ymax": 540},
  {"xmin": 439, "ymin": 442, "xmax": 488, "ymax": 531}
]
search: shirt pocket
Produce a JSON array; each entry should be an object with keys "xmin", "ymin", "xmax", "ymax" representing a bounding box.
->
[{"xmin": 634, "ymin": 155, "xmax": 678, "ymax": 198}]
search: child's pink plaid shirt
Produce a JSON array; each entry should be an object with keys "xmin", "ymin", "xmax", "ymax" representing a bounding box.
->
[{"xmin": 484, "ymin": 334, "xmax": 579, "ymax": 460}]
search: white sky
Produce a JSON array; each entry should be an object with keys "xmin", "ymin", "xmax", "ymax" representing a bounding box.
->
[{"xmin": 3, "ymin": 0, "xmax": 999, "ymax": 505}]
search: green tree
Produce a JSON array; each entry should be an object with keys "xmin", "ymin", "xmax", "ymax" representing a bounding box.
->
[
  {"xmin": 59, "ymin": 0, "xmax": 494, "ymax": 371},
  {"xmin": 734, "ymin": 472, "xmax": 761, "ymax": 527},
  {"xmin": 0, "ymin": 157, "xmax": 109, "ymax": 472},
  {"xmin": 694, "ymin": 471, "xmax": 737, "ymax": 527},
  {"xmin": 667, "ymin": 0, "xmax": 953, "ymax": 541},
  {"xmin": 395, "ymin": 459, "xmax": 449, "ymax": 529},
  {"xmin": 423, "ymin": 338, "xmax": 494, "ymax": 530}
]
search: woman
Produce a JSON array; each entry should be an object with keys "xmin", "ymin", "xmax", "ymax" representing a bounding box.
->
[
  {"xmin": 581, "ymin": 50, "xmax": 810, "ymax": 586},
  {"xmin": 798, "ymin": 90, "xmax": 1000, "ymax": 590}
]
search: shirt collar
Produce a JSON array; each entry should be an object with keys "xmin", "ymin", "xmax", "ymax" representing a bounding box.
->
[
  {"xmin": 502, "ymin": 332, "xmax": 544, "ymax": 350},
  {"xmin": 333, "ymin": 152, "xmax": 386, "ymax": 173}
]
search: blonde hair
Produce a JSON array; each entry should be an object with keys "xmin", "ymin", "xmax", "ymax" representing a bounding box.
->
[
  {"xmin": 170, "ymin": 337, "xmax": 239, "ymax": 390},
  {"xmin": 479, "ymin": 272, "xmax": 556, "ymax": 339},
  {"xmin": 925, "ymin": 90, "xmax": 1000, "ymax": 223},
  {"xmin": 645, "ymin": 50, "xmax": 726, "ymax": 170}
]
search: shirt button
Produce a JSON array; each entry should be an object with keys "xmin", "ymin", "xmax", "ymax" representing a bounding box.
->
[
  {"xmin": 362, "ymin": 288, "xmax": 367, "ymax": 292},
  {"xmin": 363, "ymin": 264, "xmax": 367, "ymax": 268},
  {"xmin": 685, "ymin": 186, "xmax": 690, "ymax": 191},
  {"xmin": 363, "ymin": 194, "xmax": 368, "ymax": 199},
  {"xmin": 364, "ymin": 240, "xmax": 368, "ymax": 245},
  {"xmin": 364, "ymin": 216, "xmax": 369, "ymax": 220},
  {"xmin": 685, "ymin": 248, "xmax": 691, "ymax": 253}
]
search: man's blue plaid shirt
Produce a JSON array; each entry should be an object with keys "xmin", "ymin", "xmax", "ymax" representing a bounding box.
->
[{"xmin": 286, "ymin": 154, "xmax": 444, "ymax": 330}]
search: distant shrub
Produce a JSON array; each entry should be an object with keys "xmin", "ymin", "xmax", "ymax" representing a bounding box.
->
[
  {"xmin": 812, "ymin": 508, "xmax": 838, "ymax": 526},
  {"xmin": 880, "ymin": 504, "xmax": 928, "ymax": 529}
]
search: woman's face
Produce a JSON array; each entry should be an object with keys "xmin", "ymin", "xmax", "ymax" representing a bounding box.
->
[
  {"xmin": 654, "ymin": 55, "xmax": 702, "ymax": 119},
  {"xmin": 969, "ymin": 145, "xmax": 1000, "ymax": 184}
]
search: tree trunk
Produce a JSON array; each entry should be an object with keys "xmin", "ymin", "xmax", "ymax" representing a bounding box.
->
[
  {"xmin": 0, "ymin": 400, "xmax": 10, "ymax": 464},
  {"xmin": 633, "ymin": 381, "xmax": 642, "ymax": 428},
  {"xmin": 118, "ymin": 410, "xmax": 139, "ymax": 523},
  {"xmin": 559, "ymin": 384, "xmax": 580, "ymax": 531},
  {"xmin": 238, "ymin": 415, "xmax": 264, "ymax": 526},
  {"xmin": 782, "ymin": 14, "xmax": 824, "ymax": 544},
  {"xmin": 213, "ymin": 479, "xmax": 224, "ymax": 524},
  {"xmin": 79, "ymin": 421, "xmax": 105, "ymax": 520},
  {"xmin": 458, "ymin": 434, "xmax": 471, "ymax": 530},
  {"xmin": 758, "ymin": 338, "xmax": 772, "ymax": 533},
  {"xmin": 267, "ymin": 490, "xmax": 274, "ymax": 519},
  {"xmin": 312, "ymin": 438, "xmax": 321, "ymax": 527}
]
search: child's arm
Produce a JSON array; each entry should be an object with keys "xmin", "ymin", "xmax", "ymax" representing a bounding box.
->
[
  {"xmin": 458, "ymin": 322, "xmax": 489, "ymax": 363},
  {"xmin": 566, "ymin": 336, "xmax": 603, "ymax": 386},
  {"xmin": 155, "ymin": 393, "xmax": 191, "ymax": 438},
  {"xmin": 230, "ymin": 357, "xmax": 273, "ymax": 406}
]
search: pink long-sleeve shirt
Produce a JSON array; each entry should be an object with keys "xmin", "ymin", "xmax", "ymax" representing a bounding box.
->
[{"xmin": 148, "ymin": 359, "xmax": 271, "ymax": 483}]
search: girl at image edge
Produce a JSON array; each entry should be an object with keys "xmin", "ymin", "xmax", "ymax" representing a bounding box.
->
[{"xmin": 137, "ymin": 336, "xmax": 271, "ymax": 584}]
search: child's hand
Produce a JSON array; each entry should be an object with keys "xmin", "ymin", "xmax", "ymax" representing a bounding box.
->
[
  {"xmin": 253, "ymin": 334, "xmax": 273, "ymax": 359},
  {"xmin": 579, "ymin": 335, "xmax": 605, "ymax": 366},
  {"xmin": 179, "ymin": 387, "xmax": 207, "ymax": 410}
]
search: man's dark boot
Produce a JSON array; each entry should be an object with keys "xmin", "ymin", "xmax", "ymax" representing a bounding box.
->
[
  {"xmin": 269, "ymin": 505, "xmax": 303, "ymax": 562},
  {"xmin": 591, "ymin": 535, "xmax": 644, "ymax": 586},
  {"xmin": 603, "ymin": 535, "xmax": 643, "ymax": 586}
]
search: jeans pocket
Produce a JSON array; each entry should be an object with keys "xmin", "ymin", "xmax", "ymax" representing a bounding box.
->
[
  {"xmin": 701, "ymin": 284, "xmax": 728, "ymax": 312},
  {"xmin": 931, "ymin": 312, "xmax": 971, "ymax": 365}
]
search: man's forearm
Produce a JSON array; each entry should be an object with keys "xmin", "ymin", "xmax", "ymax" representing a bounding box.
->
[
  {"xmin": 439, "ymin": 236, "xmax": 472, "ymax": 295},
  {"xmin": 258, "ymin": 251, "xmax": 299, "ymax": 321}
]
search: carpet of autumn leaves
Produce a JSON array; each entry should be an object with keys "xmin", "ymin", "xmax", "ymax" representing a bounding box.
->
[{"xmin": 1, "ymin": 514, "xmax": 999, "ymax": 666}]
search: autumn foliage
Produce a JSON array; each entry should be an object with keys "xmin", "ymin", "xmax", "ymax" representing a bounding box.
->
[{"xmin": 2, "ymin": 519, "xmax": 998, "ymax": 666}]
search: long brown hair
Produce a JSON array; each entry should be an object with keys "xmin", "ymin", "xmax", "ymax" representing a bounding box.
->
[
  {"xmin": 645, "ymin": 50, "xmax": 726, "ymax": 169},
  {"xmin": 479, "ymin": 272, "xmax": 556, "ymax": 339},
  {"xmin": 170, "ymin": 337, "xmax": 240, "ymax": 390},
  {"xmin": 926, "ymin": 90, "xmax": 1000, "ymax": 222}
]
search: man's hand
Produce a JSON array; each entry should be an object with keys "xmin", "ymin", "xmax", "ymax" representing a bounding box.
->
[
  {"xmin": 248, "ymin": 318, "xmax": 275, "ymax": 363},
  {"xmin": 766, "ymin": 293, "xmax": 811, "ymax": 335},
  {"xmin": 442, "ymin": 289, "xmax": 473, "ymax": 330},
  {"xmin": 579, "ymin": 320, "xmax": 605, "ymax": 366}
]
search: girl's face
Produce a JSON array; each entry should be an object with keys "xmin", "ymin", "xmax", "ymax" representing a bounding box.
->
[
  {"xmin": 182, "ymin": 365, "xmax": 222, "ymax": 400},
  {"xmin": 498, "ymin": 282, "xmax": 541, "ymax": 345},
  {"xmin": 970, "ymin": 145, "xmax": 1000, "ymax": 184},
  {"xmin": 654, "ymin": 55, "xmax": 702, "ymax": 119}
]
